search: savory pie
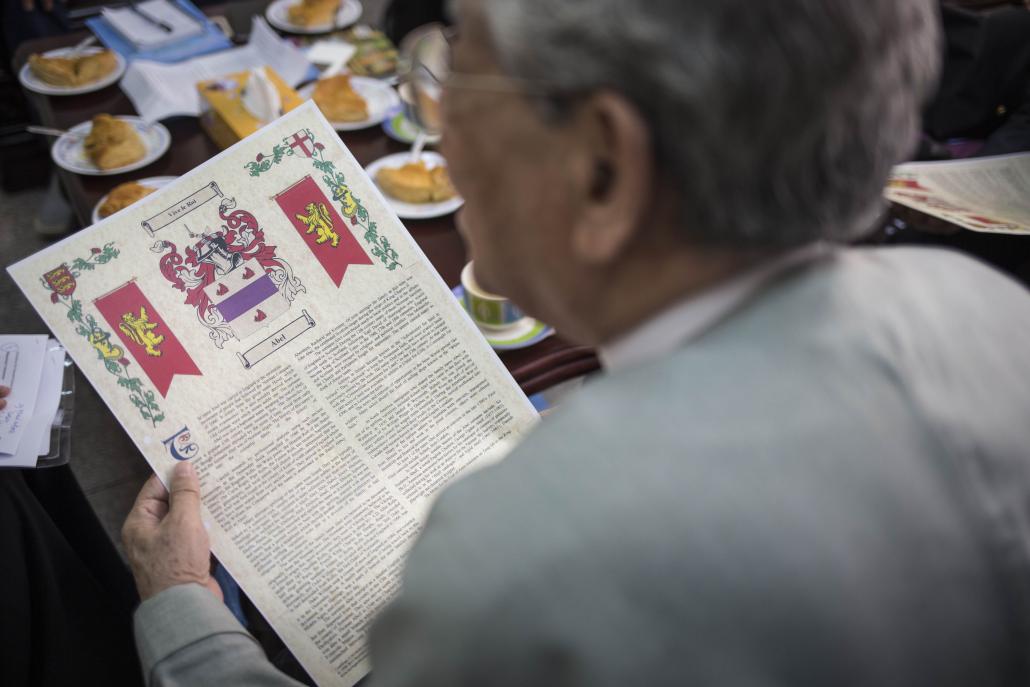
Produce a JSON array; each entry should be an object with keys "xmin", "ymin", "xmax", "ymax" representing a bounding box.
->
[
  {"xmin": 312, "ymin": 75, "xmax": 369, "ymax": 122},
  {"xmin": 287, "ymin": 0, "xmax": 340, "ymax": 26},
  {"xmin": 28, "ymin": 50, "xmax": 118, "ymax": 87},
  {"xmin": 376, "ymin": 161, "xmax": 456, "ymax": 204},
  {"xmin": 84, "ymin": 114, "xmax": 146, "ymax": 171},
  {"xmin": 98, "ymin": 181, "xmax": 156, "ymax": 218}
]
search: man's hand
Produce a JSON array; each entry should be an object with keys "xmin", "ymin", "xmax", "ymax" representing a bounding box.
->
[
  {"xmin": 122, "ymin": 462, "xmax": 223, "ymax": 602},
  {"xmin": 0, "ymin": 386, "xmax": 9, "ymax": 411}
]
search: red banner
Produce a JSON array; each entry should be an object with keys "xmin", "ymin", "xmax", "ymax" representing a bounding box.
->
[
  {"xmin": 275, "ymin": 175, "xmax": 373, "ymax": 287},
  {"xmin": 94, "ymin": 281, "xmax": 202, "ymax": 397}
]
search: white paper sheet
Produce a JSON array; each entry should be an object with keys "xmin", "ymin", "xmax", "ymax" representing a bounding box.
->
[
  {"xmin": 0, "ymin": 334, "xmax": 48, "ymax": 455},
  {"xmin": 102, "ymin": 0, "xmax": 205, "ymax": 50},
  {"xmin": 0, "ymin": 345, "xmax": 65, "ymax": 468},
  {"xmin": 120, "ymin": 17, "xmax": 312, "ymax": 121},
  {"xmin": 885, "ymin": 152, "xmax": 1030, "ymax": 235},
  {"xmin": 40, "ymin": 409, "xmax": 64, "ymax": 457},
  {"xmin": 8, "ymin": 102, "xmax": 538, "ymax": 685},
  {"xmin": 305, "ymin": 40, "xmax": 357, "ymax": 67},
  {"xmin": 35, "ymin": 342, "xmax": 66, "ymax": 458}
]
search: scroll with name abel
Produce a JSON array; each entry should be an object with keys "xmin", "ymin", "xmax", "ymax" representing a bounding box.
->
[{"xmin": 8, "ymin": 101, "xmax": 538, "ymax": 686}]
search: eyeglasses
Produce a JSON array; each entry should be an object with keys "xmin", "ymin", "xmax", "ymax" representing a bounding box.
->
[{"xmin": 397, "ymin": 24, "xmax": 547, "ymax": 137}]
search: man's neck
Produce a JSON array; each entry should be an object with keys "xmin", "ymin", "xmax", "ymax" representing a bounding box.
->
[
  {"xmin": 585, "ymin": 248, "xmax": 772, "ymax": 347},
  {"xmin": 595, "ymin": 243, "xmax": 829, "ymax": 371}
]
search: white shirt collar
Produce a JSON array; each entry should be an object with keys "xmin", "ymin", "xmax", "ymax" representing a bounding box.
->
[{"xmin": 599, "ymin": 243, "xmax": 829, "ymax": 373}]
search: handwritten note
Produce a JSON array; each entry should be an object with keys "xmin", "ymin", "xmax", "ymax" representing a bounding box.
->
[
  {"xmin": 0, "ymin": 342, "xmax": 65, "ymax": 468},
  {"xmin": 0, "ymin": 335, "xmax": 48, "ymax": 455}
]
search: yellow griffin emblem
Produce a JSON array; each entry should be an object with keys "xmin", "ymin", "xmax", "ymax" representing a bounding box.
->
[
  {"xmin": 87, "ymin": 327, "xmax": 123, "ymax": 362},
  {"xmin": 326, "ymin": 179, "xmax": 358, "ymax": 218},
  {"xmin": 295, "ymin": 202, "xmax": 340, "ymax": 247},
  {"xmin": 118, "ymin": 307, "xmax": 164, "ymax": 357}
]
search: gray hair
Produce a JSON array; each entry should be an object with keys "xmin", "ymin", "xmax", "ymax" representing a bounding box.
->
[{"xmin": 479, "ymin": 0, "xmax": 941, "ymax": 248}]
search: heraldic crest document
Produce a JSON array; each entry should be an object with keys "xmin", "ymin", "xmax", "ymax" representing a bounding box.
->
[{"xmin": 8, "ymin": 101, "xmax": 538, "ymax": 686}]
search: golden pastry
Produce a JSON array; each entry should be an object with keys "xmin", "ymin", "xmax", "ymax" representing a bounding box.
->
[
  {"xmin": 75, "ymin": 51, "xmax": 118, "ymax": 85},
  {"xmin": 287, "ymin": 0, "xmax": 340, "ymax": 26},
  {"xmin": 376, "ymin": 161, "xmax": 456, "ymax": 203},
  {"xmin": 98, "ymin": 181, "xmax": 156, "ymax": 218},
  {"xmin": 312, "ymin": 75, "xmax": 368, "ymax": 122},
  {"xmin": 28, "ymin": 50, "xmax": 117, "ymax": 87},
  {"xmin": 28, "ymin": 54, "xmax": 75, "ymax": 86},
  {"xmin": 84, "ymin": 114, "xmax": 146, "ymax": 171}
]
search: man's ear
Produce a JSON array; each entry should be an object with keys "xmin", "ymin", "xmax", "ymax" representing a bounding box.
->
[{"xmin": 567, "ymin": 91, "xmax": 653, "ymax": 265}]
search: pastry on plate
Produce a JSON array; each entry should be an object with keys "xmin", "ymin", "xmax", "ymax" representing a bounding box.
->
[
  {"xmin": 76, "ymin": 50, "xmax": 119, "ymax": 84},
  {"xmin": 287, "ymin": 0, "xmax": 340, "ymax": 26},
  {"xmin": 312, "ymin": 75, "xmax": 369, "ymax": 122},
  {"xmin": 98, "ymin": 181, "xmax": 157, "ymax": 218},
  {"xmin": 84, "ymin": 114, "xmax": 146, "ymax": 170},
  {"xmin": 376, "ymin": 161, "xmax": 456, "ymax": 203},
  {"xmin": 28, "ymin": 50, "xmax": 118, "ymax": 87}
]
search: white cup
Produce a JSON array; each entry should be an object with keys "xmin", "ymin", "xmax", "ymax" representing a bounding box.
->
[{"xmin": 460, "ymin": 262, "xmax": 524, "ymax": 330}]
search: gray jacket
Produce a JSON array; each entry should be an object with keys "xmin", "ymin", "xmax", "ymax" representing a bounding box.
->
[{"xmin": 135, "ymin": 246, "xmax": 1030, "ymax": 686}]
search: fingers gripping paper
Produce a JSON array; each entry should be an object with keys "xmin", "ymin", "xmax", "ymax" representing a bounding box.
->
[{"xmin": 7, "ymin": 102, "xmax": 538, "ymax": 686}]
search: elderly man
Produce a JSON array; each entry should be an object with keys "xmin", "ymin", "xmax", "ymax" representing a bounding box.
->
[{"xmin": 124, "ymin": 0, "xmax": 1030, "ymax": 685}]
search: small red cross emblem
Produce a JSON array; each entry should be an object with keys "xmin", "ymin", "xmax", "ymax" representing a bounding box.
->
[{"xmin": 287, "ymin": 131, "xmax": 314, "ymax": 158}]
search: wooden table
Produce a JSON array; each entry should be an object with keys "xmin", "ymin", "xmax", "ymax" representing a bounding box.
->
[{"xmin": 11, "ymin": 9, "xmax": 598, "ymax": 390}]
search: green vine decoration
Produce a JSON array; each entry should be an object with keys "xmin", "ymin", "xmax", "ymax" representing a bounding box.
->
[
  {"xmin": 68, "ymin": 242, "xmax": 119, "ymax": 273},
  {"xmin": 244, "ymin": 141, "xmax": 291, "ymax": 177},
  {"xmin": 245, "ymin": 128, "xmax": 401, "ymax": 271},
  {"xmin": 40, "ymin": 243, "xmax": 165, "ymax": 427}
]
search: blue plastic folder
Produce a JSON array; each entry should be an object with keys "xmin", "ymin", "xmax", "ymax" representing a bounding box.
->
[{"xmin": 86, "ymin": 0, "xmax": 231, "ymax": 64}]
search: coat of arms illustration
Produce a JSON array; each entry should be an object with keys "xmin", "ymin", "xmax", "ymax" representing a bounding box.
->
[{"xmin": 151, "ymin": 196, "xmax": 304, "ymax": 348}]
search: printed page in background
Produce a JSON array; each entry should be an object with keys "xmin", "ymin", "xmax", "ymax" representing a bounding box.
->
[
  {"xmin": 8, "ymin": 101, "xmax": 538, "ymax": 686},
  {"xmin": 121, "ymin": 17, "xmax": 311, "ymax": 120},
  {"xmin": 885, "ymin": 152, "xmax": 1030, "ymax": 235}
]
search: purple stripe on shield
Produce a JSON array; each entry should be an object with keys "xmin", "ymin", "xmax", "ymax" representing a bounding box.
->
[{"xmin": 216, "ymin": 274, "xmax": 278, "ymax": 322}]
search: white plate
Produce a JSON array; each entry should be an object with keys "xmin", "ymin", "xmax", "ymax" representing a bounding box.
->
[
  {"xmin": 382, "ymin": 105, "xmax": 441, "ymax": 145},
  {"xmin": 365, "ymin": 151, "xmax": 464, "ymax": 220},
  {"xmin": 265, "ymin": 0, "xmax": 362, "ymax": 34},
  {"xmin": 51, "ymin": 116, "xmax": 171, "ymax": 176},
  {"xmin": 298, "ymin": 76, "xmax": 400, "ymax": 131},
  {"xmin": 18, "ymin": 47, "xmax": 127, "ymax": 96},
  {"xmin": 91, "ymin": 176, "xmax": 177, "ymax": 224}
]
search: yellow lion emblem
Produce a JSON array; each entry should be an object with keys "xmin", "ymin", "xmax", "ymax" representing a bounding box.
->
[
  {"xmin": 295, "ymin": 202, "xmax": 340, "ymax": 247},
  {"xmin": 119, "ymin": 307, "xmax": 164, "ymax": 357}
]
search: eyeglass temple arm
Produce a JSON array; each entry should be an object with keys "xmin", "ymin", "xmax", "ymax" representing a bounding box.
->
[{"xmin": 415, "ymin": 64, "xmax": 547, "ymax": 95}]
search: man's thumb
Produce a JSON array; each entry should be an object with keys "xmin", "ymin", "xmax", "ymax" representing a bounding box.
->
[{"xmin": 168, "ymin": 461, "xmax": 202, "ymax": 516}]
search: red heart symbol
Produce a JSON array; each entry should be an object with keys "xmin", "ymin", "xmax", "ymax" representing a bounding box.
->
[
  {"xmin": 254, "ymin": 309, "xmax": 266, "ymax": 322},
  {"xmin": 242, "ymin": 267, "xmax": 255, "ymax": 279},
  {"xmin": 216, "ymin": 283, "xmax": 229, "ymax": 296}
]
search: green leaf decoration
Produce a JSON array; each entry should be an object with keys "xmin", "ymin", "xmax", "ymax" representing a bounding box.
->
[{"xmin": 40, "ymin": 242, "xmax": 164, "ymax": 427}]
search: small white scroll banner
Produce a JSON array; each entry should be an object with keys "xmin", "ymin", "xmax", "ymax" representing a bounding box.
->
[
  {"xmin": 236, "ymin": 309, "xmax": 315, "ymax": 369},
  {"xmin": 142, "ymin": 181, "xmax": 222, "ymax": 236}
]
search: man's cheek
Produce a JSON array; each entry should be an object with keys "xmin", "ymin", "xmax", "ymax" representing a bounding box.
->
[{"xmin": 445, "ymin": 140, "xmax": 490, "ymax": 198}]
